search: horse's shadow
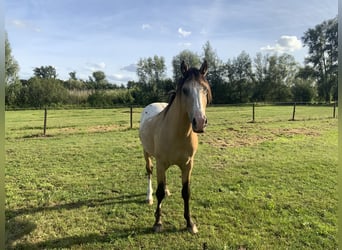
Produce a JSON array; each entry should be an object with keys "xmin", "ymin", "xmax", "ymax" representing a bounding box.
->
[
  {"xmin": 6, "ymin": 193, "xmax": 152, "ymax": 249},
  {"xmin": 7, "ymin": 227, "xmax": 154, "ymax": 250},
  {"xmin": 6, "ymin": 193, "xmax": 146, "ymax": 219}
]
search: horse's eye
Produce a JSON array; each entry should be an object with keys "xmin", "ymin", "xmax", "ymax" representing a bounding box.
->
[{"xmin": 182, "ymin": 87, "xmax": 190, "ymax": 96}]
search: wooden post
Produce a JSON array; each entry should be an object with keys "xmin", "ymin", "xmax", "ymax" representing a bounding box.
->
[
  {"xmin": 130, "ymin": 106, "xmax": 133, "ymax": 129},
  {"xmin": 333, "ymin": 102, "xmax": 336, "ymax": 118},
  {"xmin": 43, "ymin": 108, "xmax": 47, "ymax": 136},
  {"xmin": 291, "ymin": 103, "xmax": 296, "ymax": 121},
  {"xmin": 252, "ymin": 103, "xmax": 255, "ymax": 123}
]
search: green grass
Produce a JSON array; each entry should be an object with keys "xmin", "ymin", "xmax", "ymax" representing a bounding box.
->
[{"xmin": 5, "ymin": 106, "xmax": 337, "ymax": 249}]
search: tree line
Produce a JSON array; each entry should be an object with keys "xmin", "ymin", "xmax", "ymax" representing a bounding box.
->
[{"xmin": 5, "ymin": 17, "xmax": 337, "ymax": 109}]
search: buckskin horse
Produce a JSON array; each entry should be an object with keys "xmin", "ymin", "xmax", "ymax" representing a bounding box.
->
[{"xmin": 139, "ymin": 60, "xmax": 212, "ymax": 234}]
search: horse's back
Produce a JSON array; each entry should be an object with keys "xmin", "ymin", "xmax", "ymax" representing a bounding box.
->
[{"xmin": 140, "ymin": 102, "xmax": 168, "ymax": 126}]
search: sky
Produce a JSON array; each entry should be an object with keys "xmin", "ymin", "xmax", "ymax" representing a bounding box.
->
[{"xmin": 5, "ymin": 0, "xmax": 337, "ymax": 84}]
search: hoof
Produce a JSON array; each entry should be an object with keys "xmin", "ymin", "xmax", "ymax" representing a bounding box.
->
[
  {"xmin": 153, "ymin": 223, "xmax": 163, "ymax": 233},
  {"xmin": 146, "ymin": 199, "xmax": 153, "ymax": 205},
  {"xmin": 187, "ymin": 224, "xmax": 198, "ymax": 234}
]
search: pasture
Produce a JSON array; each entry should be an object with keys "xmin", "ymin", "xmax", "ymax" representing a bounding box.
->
[{"xmin": 5, "ymin": 105, "xmax": 337, "ymax": 249}]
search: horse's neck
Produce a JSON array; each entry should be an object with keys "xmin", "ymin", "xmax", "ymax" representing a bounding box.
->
[{"xmin": 165, "ymin": 97, "xmax": 193, "ymax": 137}]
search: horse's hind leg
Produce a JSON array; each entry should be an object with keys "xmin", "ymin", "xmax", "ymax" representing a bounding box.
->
[
  {"xmin": 144, "ymin": 150, "xmax": 153, "ymax": 205},
  {"xmin": 153, "ymin": 161, "xmax": 167, "ymax": 233}
]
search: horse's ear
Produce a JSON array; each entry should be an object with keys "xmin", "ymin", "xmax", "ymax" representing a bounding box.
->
[
  {"xmin": 200, "ymin": 60, "xmax": 208, "ymax": 76},
  {"xmin": 181, "ymin": 60, "xmax": 188, "ymax": 76}
]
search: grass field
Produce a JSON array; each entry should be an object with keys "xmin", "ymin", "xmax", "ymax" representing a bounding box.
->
[{"xmin": 5, "ymin": 105, "xmax": 337, "ymax": 249}]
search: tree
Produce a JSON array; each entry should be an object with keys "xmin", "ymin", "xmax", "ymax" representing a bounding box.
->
[
  {"xmin": 296, "ymin": 65, "xmax": 316, "ymax": 80},
  {"xmin": 202, "ymin": 41, "xmax": 221, "ymax": 71},
  {"xmin": 92, "ymin": 71, "xmax": 106, "ymax": 83},
  {"xmin": 24, "ymin": 77, "xmax": 68, "ymax": 108},
  {"xmin": 172, "ymin": 50, "xmax": 200, "ymax": 82},
  {"xmin": 291, "ymin": 79, "xmax": 316, "ymax": 102},
  {"xmin": 224, "ymin": 51, "xmax": 254, "ymax": 103},
  {"xmin": 252, "ymin": 53, "xmax": 298, "ymax": 102},
  {"xmin": 33, "ymin": 65, "xmax": 57, "ymax": 79},
  {"xmin": 137, "ymin": 55, "xmax": 166, "ymax": 85},
  {"xmin": 269, "ymin": 53, "xmax": 298, "ymax": 101},
  {"xmin": 136, "ymin": 55, "xmax": 168, "ymax": 104},
  {"xmin": 201, "ymin": 41, "xmax": 227, "ymax": 103},
  {"xmin": 88, "ymin": 71, "xmax": 109, "ymax": 89},
  {"xmin": 5, "ymin": 32, "xmax": 21, "ymax": 107},
  {"xmin": 86, "ymin": 70, "xmax": 119, "ymax": 90},
  {"xmin": 64, "ymin": 71, "xmax": 86, "ymax": 90},
  {"xmin": 291, "ymin": 66, "xmax": 317, "ymax": 102},
  {"xmin": 69, "ymin": 71, "xmax": 77, "ymax": 81},
  {"xmin": 253, "ymin": 53, "xmax": 272, "ymax": 101},
  {"xmin": 302, "ymin": 16, "xmax": 338, "ymax": 102},
  {"xmin": 5, "ymin": 32, "xmax": 20, "ymax": 85}
]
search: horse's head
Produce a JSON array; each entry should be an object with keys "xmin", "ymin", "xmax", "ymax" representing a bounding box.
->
[{"xmin": 179, "ymin": 60, "xmax": 212, "ymax": 133}]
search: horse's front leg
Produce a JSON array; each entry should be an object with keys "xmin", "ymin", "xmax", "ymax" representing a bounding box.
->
[{"xmin": 181, "ymin": 162, "xmax": 198, "ymax": 234}]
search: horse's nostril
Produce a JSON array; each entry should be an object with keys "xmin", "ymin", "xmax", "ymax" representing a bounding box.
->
[
  {"xmin": 192, "ymin": 118, "xmax": 197, "ymax": 128},
  {"xmin": 204, "ymin": 118, "xmax": 208, "ymax": 126}
]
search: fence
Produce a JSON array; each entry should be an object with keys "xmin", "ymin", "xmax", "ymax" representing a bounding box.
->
[
  {"xmin": 5, "ymin": 103, "xmax": 338, "ymax": 138},
  {"xmin": 249, "ymin": 102, "xmax": 338, "ymax": 123}
]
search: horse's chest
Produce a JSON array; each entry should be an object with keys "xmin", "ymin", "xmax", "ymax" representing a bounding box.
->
[{"xmin": 155, "ymin": 136, "xmax": 197, "ymax": 164}]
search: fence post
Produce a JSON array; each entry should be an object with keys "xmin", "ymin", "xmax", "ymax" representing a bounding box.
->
[
  {"xmin": 43, "ymin": 108, "xmax": 47, "ymax": 136},
  {"xmin": 252, "ymin": 103, "xmax": 255, "ymax": 123},
  {"xmin": 333, "ymin": 102, "xmax": 336, "ymax": 118},
  {"xmin": 130, "ymin": 106, "xmax": 133, "ymax": 129},
  {"xmin": 291, "ymin": 102, "xmax": 296, "ymax": 121}
]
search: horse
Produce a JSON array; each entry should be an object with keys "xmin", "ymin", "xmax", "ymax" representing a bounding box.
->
[{"xmin": 139, "ymin": 60, "xmax": 212, "ymax": 234}]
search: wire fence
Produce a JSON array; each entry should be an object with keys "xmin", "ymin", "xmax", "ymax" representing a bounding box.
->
[{"xmin": 5, "ymin": 102, "xmax": 338, "ymax": 139}]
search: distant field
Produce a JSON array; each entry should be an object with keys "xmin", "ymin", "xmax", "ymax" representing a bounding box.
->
[{"xmin": 5, "ymin": 105, "xmax": 337, "ymax": 249}]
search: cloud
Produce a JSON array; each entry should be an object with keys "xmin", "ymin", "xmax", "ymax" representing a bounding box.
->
[
  {"xmin": 178, "ymin": 27, "xmax": 191, "ymax": 37},
  {"xmin": 11, "ymin": 19, "xmax": 27, "ymax": 28},
  {"xmin": 84, "ymin": 62, "xmax": 106, "ymax": 72},
  {"xmin": 261, "ymin": 35, "xmax": 302, "ymax": 53},
  {"xmin": 120, "ymin": 63, "xmax": 137, "ymax": 72},
  {"xmin": 200, "ymin": 28, "xmax": 208, "ymax": 35},
  {"xmin": 10, "ymin": 19, "xmax": 41, "ymax": 32},
  {"xmin": 107, "ymin": 74, "xmax": 133, "ymax": 83},
  {"xmin": 277, "ymin": 36, "xmax": 302, "ymax": 50},
  {"xmin": 178, "ymin": 42, "xmax": 192, "ymax": 47},
  {"xmin": 142, "ymin": 24, "xmax": 151, "ymax": 30}
]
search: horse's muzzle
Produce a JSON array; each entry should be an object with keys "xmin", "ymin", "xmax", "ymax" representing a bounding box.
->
[{"xmin": 192, "ymin": 116, "xmax": 207, "ymax": 133}]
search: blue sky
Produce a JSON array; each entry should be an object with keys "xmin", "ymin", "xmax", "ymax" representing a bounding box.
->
[{"xmin": 5, "ymin": 0, "xmax": 337, "ymax": 84}]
